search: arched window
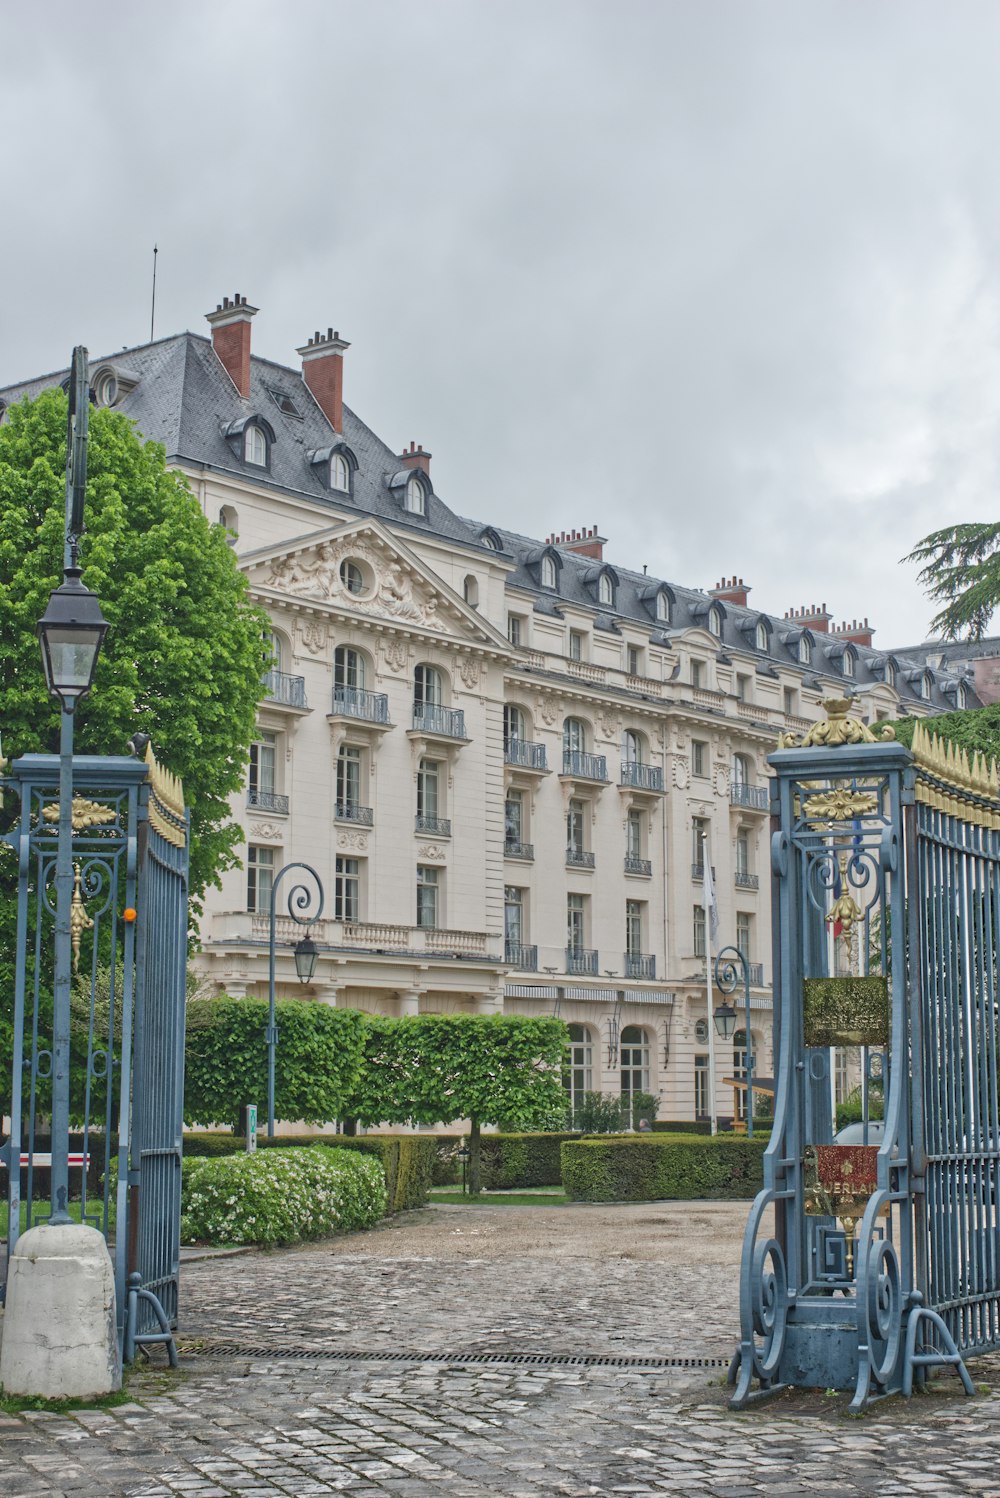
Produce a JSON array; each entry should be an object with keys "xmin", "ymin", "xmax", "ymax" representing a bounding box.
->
[
  {"xmin": 885, "ymin": 659, "xmax": 896, "ymax": 688},
  {"xmin": 957, "ymin": 681, "xmax": 968, "ymax": 708},
  {"xmin": 463, "ymin": 575, "xmax": 479, "ymax": 608},
  {"xmin": 756, "ymin": 620, "xmax": 769, "ymax": 651},
  {"xmin": 330, "ymin": 453, "xmax": 350, "ymax": 492},
  {"xmin": 620, "ymin": 1026, "xmax": 650, "ymax": 1125},
  {"xmin": 541, "ymin": 555, "xmax": 557, "ymax": 588},
  {"xmin": 566, "ymin": 1023, "xmax": 594, "ymax": 1123},
  {"xmin": 842, "ymin": 648, "xmax": 855, "ymax": 678},
  {"xmin": 414, "ymin": 663, "xmax": 443, "ymax": 707},
  {"xmin": 732, "ymin": 753, "xmax": 751, "ymax": 787},
  {"xmin": 598, "ymin": 572, "xmax": 614, "ymax": 606},
  {"xmin": 93, "ymin": 368, "xmax": 118, "ymax": 407},
  {"xmin": 798, "ymin": 634, "xmax": 812, "ymax": 666},
  {"xmin": 656, "ymin": 590, "xmax": 670, "ymax": 624},
  {"xmin": 405, "ymin": 474, "xmax": 425, "ymax": 514},
  {"xmin": 708, "ymin": 604, "xmax": 723, "ymax": 637},
  {"xmin": 920, "ymin": 672, "xmax": 930, "ymax": 700},
  {"xmin": 622, "ymin": 729, "xmax": 643, "ymax": 765},
  {"xmin": 479, "ymin": 527, "xmax": 502, "ymax": 551},
  {"xmin": 219, "ymin": 504, "xmax": 239, "ymax": 542},
  {"xmin": 245, "ymin": 424, "xmax": 268, "ymax": 467},
  {"xmin": 334, "ymin": 646, "xmax": 366, "ymax": 690},
  {"xmin": 340, "ymin": 559, "xmax": 365, "ymax": 595},
  {"xmin": 563, "ymin": 717, "xmax": 586, "ymax": 755},
  {"xmin": 504, "ymin": 705, "xmax": 526, "ymax": 745},
  {"xmin": 269, "ymin": 632, "xmax": 285, "ymax": 673}
]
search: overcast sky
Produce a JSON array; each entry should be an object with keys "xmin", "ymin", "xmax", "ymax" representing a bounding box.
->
[{"xmin": 3, "ymin": 2, "xmax": 999, "ymax": 646}]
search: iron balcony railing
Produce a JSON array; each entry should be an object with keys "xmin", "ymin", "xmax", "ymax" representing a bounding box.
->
[
  {"xmin": 262, "ymin": 669, "xmax": 307, "ymax": 708},
  {"xmin": 505, "ymin": 941, "xmax": 538, "ymax": 971},
  {"xmin": 413, "ymin": 702, "xmax": 466, "ymax": 738},
  {"xmin": 247, "ymin": 789, "xmax": 289, "ymax": 815},
  {"xmin": 415, "ymin": 814, "xmax": 451, "ymax": 837},
  {"xmin": 624, "ymin": 952, "xmax": 656, "ymax": 979},
  {"xmin": 504, "ymin": 738, "xmax": 547, "ymax": 770},
  {"xmin": 335, "ymin": 802, "xmax": 374, "ymax": 826},
  {"xmin": 735, "ymin": 870, "xmax": 759, "ymax": 889},
  {"xmin": 332, "ymin": 686, "xmax": 390, "ymax": 723},
  {"xmin": 620, "ymin": 761, "xmax": 664, "ymax": 791},
  {"xmin": 731, "ymin": 783, "xmax": 769, "ymax": 811},
  {"xmin": 504, "ymin": 839, "xmax": 534, "ymax": 860},
  {"xmin": 566, "ymin": 848, "xmax": 596, "ymax": 869},
  {"xmin": 624, "ymin": 855, "xmax": 652, "ymax": 877},
  {"xmin": 562, "ymin": 750, "xmax": 608, "ymax": 781},
  {"xmin": 566, "ymin": 947, "xmax": 598, "ymax": 975}
]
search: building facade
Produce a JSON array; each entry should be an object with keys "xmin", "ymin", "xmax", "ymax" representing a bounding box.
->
[{"xmin": 0, "ymin": 294, "xmax": 969, "ymax": 1126}]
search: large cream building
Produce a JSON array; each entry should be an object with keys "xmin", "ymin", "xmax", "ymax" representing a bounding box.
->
[{"xmin": 1, "ymin": 295, "xmax": 965, "ymax": 1125}]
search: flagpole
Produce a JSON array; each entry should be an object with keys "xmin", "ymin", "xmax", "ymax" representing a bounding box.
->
[{"xmin": 703, "ymin": 832, "xmax": 718, "ymax": 1136}]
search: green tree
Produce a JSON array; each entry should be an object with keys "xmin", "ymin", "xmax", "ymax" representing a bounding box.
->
[
  {"xmin": 905, "ymin": 521, "xmax": 1000, "ymax": 640},
  {"xmin": 889, "ymin": 703, "xmax": 1000, "ymax": 763}
]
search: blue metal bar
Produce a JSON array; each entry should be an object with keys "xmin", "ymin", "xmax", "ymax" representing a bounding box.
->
[{"xmin": 48, "ymin": 709, "xmax": 75, "ymax": 1225}]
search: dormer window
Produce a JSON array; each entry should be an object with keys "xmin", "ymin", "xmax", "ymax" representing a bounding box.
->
[
  {"xmin": 799, "ymin": 634, "xmax": 812, "ymax": 666},
  {"xmin": 957, "ymin": 681, "xmax": 968, "ymax": 708},
  {"xmin": 885, "ymin": 659, "xmax": 896, "ymax": 688},
  {"xmin": 331, "ymin": 453, "xmax": 350, "ymax": 492},
  {"xmin": 541, "ymin": 555, "xmax": 557, "ymax": 588},
  {"xmin": 245, "ymin": 424, "xmax": 268, "ymax": 467},
  {"xmin": 405, "ymin": 474, "xmax": 426, "ymax": 515},
  {"xmin": 920, "ymin": 673, "xmax": 930, "ymax": 700},
  {"xmin": 656, "ymin": 590, "xmax": 670, "ymax": 624},
  {"xmin": 479, "ymin": 527, "xmax": 503, "ymax": 551},
  {"xmin": 842, "ymin": 648, "xmax": 855, "ymax": 679},
  {"xmin": 708, "ymin": 603, "xmax": 724, "ymax": 636},
  {"xmin": 756, "ymin": 620, "xmax": 769, "ymax": 651},
  {"xmin": 598, "ymin": 573, "xmax": 614, "ymax": 606},
  {"xmin": 93, "ymin": 368, "xmax": 118, "ymax": 407}
]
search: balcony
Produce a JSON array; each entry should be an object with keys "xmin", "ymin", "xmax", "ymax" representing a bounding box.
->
[
  {"xmin": 624, "ymin": 952, "xmax": 656, "ymax": 979},
  {"xmin": 624, "ymin": 855, "xmax": 652, "ymax": 878},
  {"xmin": 335, "ymin": 802, "xmax": 374, "ymax": 826},
  {"xmin": 735, "ymin": 870, "xmax": 759, "ymax": 890},
  {"xmin": 561, "ymin": 750, "xmax": 608, "ymax": 782},
  {"xmin": 505, "ymin": 738, "xmax": 548, "ymax": 771},
  {"xmin": 263, "ymin": 669, "xmax": 307, "ymax": 710},
  {"xmin": 505, "ymin": 941, "xmax": 538, "ymax": 972},
  {"xmin": 331, "ymin": 686, "xmax": 390, "ymax": 724},
  {"xmin": 504, "ymin": 840, "xmax": 534, "ymax": 861},
  {"xmin": 566, "ymin": 848, "xmax": 595, "ymax": 869},
  {"xmin": 412, "ymin": 703, "xmax": 466, "ymax": 738},
  {"xmin": 218, "ymin": 911, "xmax": 498, "ymax": 961},
  {"xmin": 731, "ymin": 783, "xmax": 769, "ymax": 812},
  {"xmin": 749, "ymin": 962, "xmax": 765, "ymax": 987},
  {"xmin": 566, "ymin": 947, "xmax": 598, "ymax": 975},
  {"xmin": 620, "ymin": 761, "xmax": 664, "ymax": 792},
  {"xmin": 415, "ymin": 814, "xmax": 451, "ymax": 837},
  {"xmin": 247, "ymin": 788, "xmax": 289, "ymax": 815}
]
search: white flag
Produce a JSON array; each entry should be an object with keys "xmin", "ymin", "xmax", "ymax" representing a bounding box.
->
[{"xmin": 703, "ymin": 852, "xmax": 720, "ymax": 952}]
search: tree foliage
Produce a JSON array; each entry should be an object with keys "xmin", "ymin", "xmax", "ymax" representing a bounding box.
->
[
  {"xmin": 905, "ymin": 522, "xmax": 1000, "ymax": 641},
  {"xmin": 889, "ymin": 702, "xmax": 1000, "ymax": 764},
  {"xmin": 0, "ymin": 389, "xmax": 271, "ymax": 905}
]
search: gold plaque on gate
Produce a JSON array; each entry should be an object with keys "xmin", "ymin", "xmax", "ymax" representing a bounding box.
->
[{"xmin": 802, "ymin": 976, "xmax": 889, "ymax": 1048}]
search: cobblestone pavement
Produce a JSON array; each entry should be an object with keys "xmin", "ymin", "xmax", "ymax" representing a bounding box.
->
[{"xmin": 2, "ymin": 1202, "xmax": 1000, "ymax": 1498}]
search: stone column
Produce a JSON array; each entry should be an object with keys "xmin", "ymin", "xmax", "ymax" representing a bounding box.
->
[{"xmin": 398, "ymin": 990, "xmax": 421, "ymax": 1017}]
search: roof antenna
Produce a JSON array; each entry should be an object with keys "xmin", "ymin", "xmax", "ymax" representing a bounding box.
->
[{"xmin": 149, "ymin": 244, "xmax": 158, "ymax": 343}]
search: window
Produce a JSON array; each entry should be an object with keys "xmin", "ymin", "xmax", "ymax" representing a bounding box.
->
[
  {"xmin": 417, "ymin": 758, "xmax": 441, "ymax": 820},
  {"xmin": 219, "ymin": 504, "xmax": 239, "ymax": 542},
  {"xmin": 505, "ymin": 788, "xmax": 524, "ymax": 847},
  {"xmin": 783, "ymin": 686, "xmax": 797, "ymax": 716},
  {"xmin": 756, "ymin": 620, "xmax": 769, "ymax": 652},
  {"xmin": 414, "ymin": 663, "xmax": 443, "ymax": 707},
  {"xmin": 405, "ymin": 474, "xmax": 425, "ymax": 514},
  {"xmin": 834, "ymin": 1047, "xmax": 851, "ymax": 1106},
  {"xmin": 625, "ymin": 900, "xmax": 643, "ymax": 957},
  {"xmin": 626, "ymin": 808, "xmax": 643, "ymax": 861},
  {"xmin": 563, "ymin": 717, "xmax": 586, "ymax": 755},
  {"xmin": 627, "ymin": 644, "xmax": 642, "ymax": 676},
  {"xmin": 504, "ymin": 704, "xmax": 526, "ymax": 746},
  {"xmin": 541, "ymin": 555, "xmax": 557, "ymax": 588},
  {"xmin": 690, "ymin": 659, "xmax": 704, "ymax": 689},
  {"xmin": 336, "ymin": 745, "xmax": 363, "ymax": 817},
  {"xmin": 480, "ymin": 527, "xmax": 502, "ymax": 550},
  {"xmin": 463, "ymin": 575, "xmax": 479, "ymax": 608},
  {"xmin": 843, "ymin": 649, "xmax": 855, "ymax": 679},
  {"xmin": 247, "ymin": 845, "xmax": 274, "ymax": 914},
  {"xmin": 620, "ymin": 1026, "xmax": 650, "ymax": 1123},
  {"xmin": 736, "ymin": 674, "xmax": 751, "ymax": 702},
  {"xmin": 694, "ymin": 1055, "xmax": 710, "ymax": 1120},
  {"xmin": 708, "ymin": 604, "xmax": 723, "ymax": 636},
  {"xmin": 566, "ymin": 1024, "xmax": 593, "ymax": 1121},
  {"xmin": 93, "ymin": 369, "xmax": 118, "ymax": 407},
  {"xmin": 692, "ymin": 816, "xmax": 708, "ymax": 870},
  {"xmin": 656, "ymin": 590, "xmax": 670, "ymax": 624},
  {"xmin": 732, "ymin": 753, "xmax": 751, "ymax": 787},
  {"xmin": 623, "ymin": 729, "xmax": 643, "ymax": 765},
  {"xmin": 330, "ymin": 453, "xmax": 350, "ymax": 492},
  {"xmin": 598, "ymin": 573, "xmax": 614, "ymax": 606},
  {"xmin": 734, "ymin": 1030, "xmax": 752, "ymax": 1122},
  {"xmin": 270, "ymin": 631, "xmax": 285, "ymax": 673},
  {"xmin": 692, "ymin": 739, "xmax": 707, "ymax": 778},
  {"xmin": 736, "ymin": 829, "xmax": 750, "ymax": 878},
  {"xmin": 335, "ymin": 856, "xmax": 360, "ymax": 921},
  {"xmin": 507, "ymin": 614, "xmax": 523, "ymax": 646},
  {"xmin": 245, "ymin": 424, "xmax": 268, "ymax": 466},
  {"xmin": 249, "ymin": 730, "xmax": 277, "ymax": 805},
  {"xmin": 567, "ymin": 893, "xmax": 586, "ymax": 954},
  {"xmin": 334, "ymin": 645, "xmax": 366, "ymax": 690},
  {"xmin": 736, "ymin": 911, "xmax": 752, "ymax": 959},
  {"xmin": 569, "ymin": 630, "xmax": 585, "ymax": 661},
  {"xmin": 567, "ymin": 798, "xmax": 587, "ymax": 858},
  {"xmin": 799, "ymin": 635, "xmax": 812, "ymax": 666},
  {"xmin": 693, "ymin": 905, "xmax": 706, "ymax": 958},
  {"xmin": 884, "ymin": 659, "xmax": 896, "ymax": 688},
  {"xmin": 340, "ymin": 559, "xmax": 364, "ymax": 595},
  {"xmin": 919, "ymin": 673, "xmax": 930, "ymax": 700},
  {"xmin": 416, "ymin": 866, "xmax": 439, "ymax": 927},
  {"xmin": 504, "ymin": 886, "xmax": 524, "ymax": 951}
]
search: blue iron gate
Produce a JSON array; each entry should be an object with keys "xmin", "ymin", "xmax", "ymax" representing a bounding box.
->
[
  {"xmin": 732, "ymin": 701, "xmax": 990, "ymax": 1409},
  {"xmin": 0, "ymin": 743, "xmax": 189, "ymax": 1358}
]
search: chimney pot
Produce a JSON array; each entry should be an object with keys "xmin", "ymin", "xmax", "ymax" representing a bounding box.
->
[
  {"xmin": 205, "ymin": 292, "xmax": 259, "ymax": 397},
  {"xmin": 297, "ymin": 323, "xmax": 352, "ymax": 432}
]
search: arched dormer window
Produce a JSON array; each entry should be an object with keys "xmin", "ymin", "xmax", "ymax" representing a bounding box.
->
[
  {"xmin": 842, "ymin": 646, "xmax": 856, "ymax": 679},
  {"xmin": 541, "ymin": 555, "xmax": 557, "ymax": 588},
  {"xmin": 798, "ymin": 633, "xmax": 812, "ymax": 666},
  {"xmin": 0, "ymin": 399, "xmax": 7, "ymax": 425},
  {"xmin": 479, "ymin": 527, "xmax": 503, "ymax": 551},
  {"xmin": 245, "ymin": 424, "xmax": 268, "ymax": 467},
  {"xmin": 957, "ymin": 680, "xmax": 968, "ymax": 708},
  {"xmin": 919, "ymin": 672, "xmax": 930, "ymax": 700},
  {"xmin": 598, "ymin": 573, "xmax": 614, "ymax": 606},
  {"xmin": 405, "ymin": 474, "xmax": 426, "ymax": 515},
  {"xmin": 655, "ymin": 590, "xmax": 670, "ymax": 624},
  {"xmin": 331, "ymin": 453, "xmax": 350, "ymax": 492},
  {"xmin": 708, "ymin": 603, "xmax": 724, "ymax": 637},
  {"xmin": 885, "ymin": 658, "xmax": 897, "ymax": 688},
  {"xmin": 756, "ymin": 619, "xmax": 770, "ymax": 652}
]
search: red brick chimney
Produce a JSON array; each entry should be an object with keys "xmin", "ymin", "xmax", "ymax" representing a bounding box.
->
[
  {"xmin": 710, "ymin": 576, "xmax": 750, "ymax": 608},
  {"xmin": 398, "ymin": 441, "xmax": 431, "ymax": 477},
  {"xmin": 830, "ymin": 618, "xmax": 875, "ymax": 648},
  {"xmin": 784, "ymin": 603, "xmax": 832, "ymax": 635},
  {"xmin": 205, "ymin": 293, "xmax": 257, "ymax": 399},
  {"xmin": 544, "ymin": 525, "xmax": 606, "ymax": 561},
  {"xmin": 298, "ymin": 328, "xmax": 350, "ymax": 433}
]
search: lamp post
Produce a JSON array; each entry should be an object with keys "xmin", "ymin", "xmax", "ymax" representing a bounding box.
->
[
  {"xmin": 713, "ymin": 944, "xmax": 754, "ymax": 1137},
  {"xmin": 266, "ymin": 862, "xmax": 324, "ymax": 1139},
  {"xmin": 36, "ymin": 346, "xmax": 110, "ymax": 1223}
]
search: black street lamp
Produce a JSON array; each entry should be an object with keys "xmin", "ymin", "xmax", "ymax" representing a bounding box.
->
[
  {"xmin": 713, "ymin": 945, "xmax": 755, "ymax": 1136},
  {"xmin": 293, "ymin": 934, "xmax": 319, "ymax": 985},
  {"xmin": 266, "ymin": 862, "xmax": 324, "ymax": 1138},
  {"xmin": 713, "ymin": 1000, "xmax": 738, "ymax": 1040},
  {"xmin": 37, "ymin": 567, "xmax": 109, "ymax": 710}
]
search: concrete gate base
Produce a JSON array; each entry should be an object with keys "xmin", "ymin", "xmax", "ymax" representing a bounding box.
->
[{"xmin": 0, "ymin": 1224, "xmax": 121, "ymax": 1397}]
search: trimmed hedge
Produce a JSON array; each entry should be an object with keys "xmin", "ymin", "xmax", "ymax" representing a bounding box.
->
[
  {"xmin": 180, "ymin": 1133, "xmax": 434, "ymax": 1211},
  {"xmin": 561, "ymin": 1135, "xmax": 766, "ymax": 1202},
  {"xmin": 480, "ymin": 1132, "xmax": 580, "ymax": 1189}
]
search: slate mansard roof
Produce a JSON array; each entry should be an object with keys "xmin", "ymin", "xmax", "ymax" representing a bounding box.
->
[{"xmin": 0, "ymin": 332, "xmax": 970, "ymax": 714}]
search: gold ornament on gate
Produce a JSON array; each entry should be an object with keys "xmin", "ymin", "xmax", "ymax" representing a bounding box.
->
[{"xmin": 69, "ymin": 864, "xmax": 94, "ymax": 972}]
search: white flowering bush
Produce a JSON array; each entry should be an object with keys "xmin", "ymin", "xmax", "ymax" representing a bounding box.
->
[{"xmin": 180, "ymin": 1145, "xmax": 386, "ymax": 1247}]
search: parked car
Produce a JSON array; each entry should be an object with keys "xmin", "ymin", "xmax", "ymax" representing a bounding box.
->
[{"xmin": 834, "ymin": 1121, "xmax": 885, "ymax": 1146}]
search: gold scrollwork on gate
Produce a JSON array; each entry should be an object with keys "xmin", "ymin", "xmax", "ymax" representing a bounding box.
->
[
  {"xmin": 70, "ymin": 864, "xmax": 94, "ymax": 971},
  {"xmin": 41, "ymin": 796, "xmax": 117, "ymax": 832},
  {"xmin": 779, "ymin": 697, "xmax": 896, "ymax": 750},
  {"xmin": 802, "ymin": 787, "xmax": 879, "ymax": 824}
]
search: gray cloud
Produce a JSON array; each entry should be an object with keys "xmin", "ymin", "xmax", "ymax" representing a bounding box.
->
[{"xmin": 3, "ymin": 1, "xmax": 1000, "ymax": 644}]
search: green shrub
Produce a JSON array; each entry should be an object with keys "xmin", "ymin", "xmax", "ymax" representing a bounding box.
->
[
  {"xmin": 835, "ymin": 1085, "xmax": 884, "ymax": 1132},
  {"xmin": 180, "ymin": 1146, "xmax": 385, "ymax": 1247},
  {"xmin": 571, "ymin": 1092, "xmax": 624, "ymax": 1133},
  {"xmin": 651, "ymin": 1119, "xmax": 712, "ymax": 1135},
  {"xmin": 325, "ymin": 1136, "xmax": 435, "ymax": 1212},
  {"xmin": 432, "ymin": 1136, "xmax": 463, "ymax": 1185},
  {"xmin": 479, "ymin": 1132, "xmax": 580, "ymax": 1189},
  {"xmin": 561, "ymin": 1135, "xmax": 766, "ymax": 1202}
]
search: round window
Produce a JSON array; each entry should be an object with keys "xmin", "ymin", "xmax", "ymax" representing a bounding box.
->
[
  {"xmin": 340, "ymin": 559, "xmax": 365, "ymax": 595},
  {"xmin": 93, "ymin": 370, "xmax": 118, "ymax": 407},
  {"xmin": 695, "ymin": 1018, "xmax": 709, "ymax": 1044}
]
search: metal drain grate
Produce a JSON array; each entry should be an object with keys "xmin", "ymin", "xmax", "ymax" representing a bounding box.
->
[{"xmin": 177, "ymin": 1341, "xmax": 730, "ymax": 1371}]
